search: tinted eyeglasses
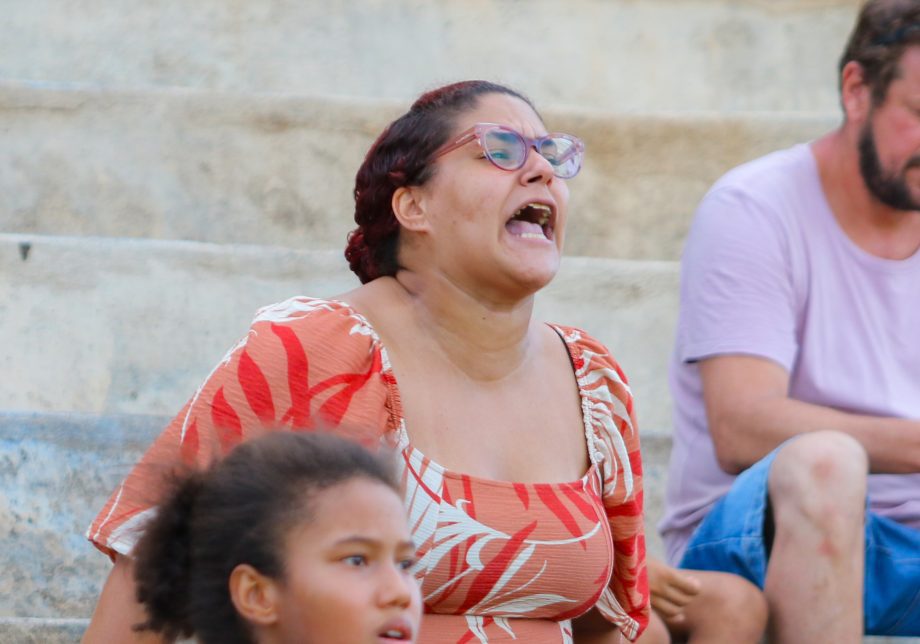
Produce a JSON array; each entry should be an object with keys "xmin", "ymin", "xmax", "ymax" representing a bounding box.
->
[{"xmin": 433, "ymin": 123, "xmax": 585, "ymax": 179}]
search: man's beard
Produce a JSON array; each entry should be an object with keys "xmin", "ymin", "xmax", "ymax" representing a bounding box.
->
[{"xmin": 858, "ymin": 119, "xmax": 920, "ymax": 211}]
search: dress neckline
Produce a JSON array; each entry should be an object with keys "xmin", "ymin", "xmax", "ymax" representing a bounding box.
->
[{"xmin": 319, "ymin": 297, "xmax": 604, "ymax": 488}]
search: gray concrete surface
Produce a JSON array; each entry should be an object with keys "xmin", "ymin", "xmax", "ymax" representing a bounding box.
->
[
  {"xmin": 0, "ymin": 618, "xmax": 89, "ymax": 643},
  {"xmin": 0, "ymin": 233, "xmax": 679, "ymax": 430},
  {"xmin": 0, "ymin": 411, "xmax": 668, "ymax": 619},
  {"xmin": 0, "ymin": 619, "xmax": 914, "ymax": 644},
  {"xmin": 0, "ymin": 81, "xmax": 839, "ymax": 260},
  {"xmin": 4, "ymin": 0, "xmax": 917, "ymax": 638},
  {"xmin": 1, "ymin": 411, "xmax": 917, "ymax": 643},
  {"xmin": 0, "ymin": 412, "xmax": 164, "ymax": 618},
  {"xmin": 1, "ymin": 0, "xmax": 861, "ymax": 112}
]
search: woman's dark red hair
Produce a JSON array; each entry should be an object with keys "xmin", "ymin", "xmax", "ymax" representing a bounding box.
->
[{"xmin": 345, "ymin": 80, "xmax": 536, "ymax": 283}]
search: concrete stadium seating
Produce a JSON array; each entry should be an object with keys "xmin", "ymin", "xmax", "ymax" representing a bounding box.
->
[
  {"xmin": 3, "ymin": 0, "xmax": 917, "ymax": 641},
  {"xmin": 0, "ymin": 233, "xmax": 678, "ymax": 430},
  {"xmin": 0, "ymin": 81, "xmax": 836, "ymax": 260},
  {"xmin": 1, "ymin": 0, "xmax": 861, "ymax": 112}
]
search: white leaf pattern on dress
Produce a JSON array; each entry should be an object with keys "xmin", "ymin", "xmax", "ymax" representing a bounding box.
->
[
  {"xmin": 468, "ymin": 543, "xmax": 537, "ymax": 613},
  {"xmin": 487, "ymin": 594, "xmax": 576, "ymax": 614},
  {"xmin": 554, "ymin": 325, "xmax": 642, "ymax": 640},
  {"xmin": 394, "ymin": 321, "xmax": 643, "ymax": 640}
]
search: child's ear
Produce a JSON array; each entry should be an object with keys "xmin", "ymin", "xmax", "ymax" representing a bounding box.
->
[{"xmin": 229, "ymin": 564, "xmax": 281, "ymax": 626}]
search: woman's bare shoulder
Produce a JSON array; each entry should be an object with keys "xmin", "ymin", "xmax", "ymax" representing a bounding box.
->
[{"xmin": 335, "ymin": 277, "xmax": 410, "ymax": 329}]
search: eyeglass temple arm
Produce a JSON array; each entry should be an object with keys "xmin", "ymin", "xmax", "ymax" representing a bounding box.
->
[{"xmin": 435, "ymin": 130, "xmax": 480, "ymax": 158}]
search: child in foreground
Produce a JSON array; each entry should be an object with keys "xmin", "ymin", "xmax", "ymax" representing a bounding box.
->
[{"xmin": 131, "ymin": 431, "xmax": 422, "ymax": 644}]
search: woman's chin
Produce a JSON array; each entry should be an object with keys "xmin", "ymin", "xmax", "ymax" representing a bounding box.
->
[{"xmin": 505, "ymin": 258, "xmax": 561, "ymax": 295}]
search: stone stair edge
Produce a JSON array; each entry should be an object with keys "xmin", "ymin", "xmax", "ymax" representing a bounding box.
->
[
  {"xmin": 0, "ymin": 231, "xmax": 679, "ymax": 426},
  {"xmin": 0, "ymin": 78, "xmax": 842, "ymax": 126},
  {"xmin": 2, "ymin": 231, "xmax": 346, "ymax": 260},
  {"xmin": 0, "ymin": 82, "xmax": 840, "ymax": 261},
  {"xmin": 0, "ymin": 618, "xmax": 912, "ymax": 644},
  {"xmin": 0, "ymin": 409, "xmax": 168, "ymax": 447},
  {"xmin": 0, "ymin": 0, "xmax": 863, "ymax": 113},
  {"xmin": 0, "ymin": 617, "xmax": 88, "ymax": 628},
  {"xmin": 0, "ymin": 232, "xmax": 681, "ymax": 272},
  {"xmin": 0, "ymin": 617, "xmax": 89, "ymax": 644}
]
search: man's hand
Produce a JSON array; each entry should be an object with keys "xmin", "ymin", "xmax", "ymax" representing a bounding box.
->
[{"xmin": 647, "ymin": 558, "xmax": 701, "ymax": 624}]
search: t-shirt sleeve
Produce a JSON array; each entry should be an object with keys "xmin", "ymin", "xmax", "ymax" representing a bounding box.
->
[
  {"xmin": 678, "ymin": 185, "xmax": 798, "ymax": 370},
  {"xmin": 561, "ymin": 327, "xmax": 650, "ymax": 641},
  {"xmin": 86, "ymin": 297, "xmax": 390, "ymax": 558}
]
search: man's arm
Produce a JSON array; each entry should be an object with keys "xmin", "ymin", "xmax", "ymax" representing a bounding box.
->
[
  {"xmin": 82, "ymin": 555, "xmax": 170, "ymax": 643},
  {"xmin": 700, "ymin": 354, "xmax": 920, "ymax": 474}
]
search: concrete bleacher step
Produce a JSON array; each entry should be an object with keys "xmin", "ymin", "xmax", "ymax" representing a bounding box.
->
[
  {"xmin": 0, "ymin": 411, "xmax": 671, "ymax": 621},
  {"xmin": 0, "ymin": 412, "xmax": 167, "ymax": 620},
  {"xmin": 0, "ymin": 622, "xmax": 912, "ymax": 644},
  {"xmin": 0, "ymin": 233, "xmax": 678, "ymax": 431},
  {"xmin": 0, "ymin": 81, "xmax": 837, "ymax": 261},
  {"xmin": 1, "ymin": 0, "xmax": 860, "ymax": 112},
  {"xmin": 2, "ymin": 411, "xmax": 917, "ymax": 644},
  {"xmin": 0, "ymin": 618, "xmax": 89, "ymax": 644}
]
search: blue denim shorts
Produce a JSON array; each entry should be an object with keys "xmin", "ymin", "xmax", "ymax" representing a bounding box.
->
[{"xmin": 678, "ymin": 445, "xmax": 920, "ymax": 636}]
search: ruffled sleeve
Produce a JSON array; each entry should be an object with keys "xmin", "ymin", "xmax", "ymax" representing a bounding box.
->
[
  {"xmin": 87, "ymin": 297, "xmax": 392, "ymax": 558},
  {"xmin": 553, "ymin": 325, "xmax": 650, "ymax": 641}
]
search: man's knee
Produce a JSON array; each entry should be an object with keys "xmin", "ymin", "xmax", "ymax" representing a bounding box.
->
[{"xmin": 768, "ymin": 430, "xmax": 868, "ymax": 526}]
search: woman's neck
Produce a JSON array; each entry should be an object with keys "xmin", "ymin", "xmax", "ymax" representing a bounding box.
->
[{"xmin": 382, "ymin": 270, "xmax": 540, "ymax": 383}]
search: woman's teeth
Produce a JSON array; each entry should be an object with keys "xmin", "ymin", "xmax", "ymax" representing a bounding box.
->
[
  {"xmin": 506, "ymin": 203, "xmax": 554, "ymax": 240},
  {"xmin": 512, "ymin": 203, "xmax": 552, "ymax": 226}
]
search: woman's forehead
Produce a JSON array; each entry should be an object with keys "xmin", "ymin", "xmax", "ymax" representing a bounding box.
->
[{"xmin": 452, "ymin": 93, "xmax": 546, "ymax": 137}]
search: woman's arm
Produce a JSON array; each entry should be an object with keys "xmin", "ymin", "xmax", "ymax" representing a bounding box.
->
[
  {"xmin": 572, "ymin": 608, "xmax": 623, "ymax": 644},
  {"xmin": 562, "ymin": 327, "xmax": 650, "ymax": 640},
  {"xmin": 84, "ymin": 301, "xmax": 388, "ymax": 641},
  {"xmin": 82, "ymin": 555, "xmax": 169, "ymax": 643}
]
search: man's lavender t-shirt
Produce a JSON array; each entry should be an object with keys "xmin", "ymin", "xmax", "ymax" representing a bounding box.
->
[{"xmin": 660, "ymin": 143, "xmax": 920, "ymax": 565}]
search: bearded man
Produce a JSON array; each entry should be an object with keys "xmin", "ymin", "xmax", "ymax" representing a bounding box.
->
[{"xmin": 659, "ymin": 1, "xmax": 920, "ymax": 641}]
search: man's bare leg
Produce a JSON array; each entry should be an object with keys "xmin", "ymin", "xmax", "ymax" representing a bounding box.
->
[
  {"xmin": 764, "ymin": 431, "xmax": 867, "ymax": 644},
  {"xmin": 662, "ymin": 570, "xmax": 766, "ymax": 643}
]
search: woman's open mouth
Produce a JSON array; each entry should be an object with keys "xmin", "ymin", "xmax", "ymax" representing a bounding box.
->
[{"xmin": 506, "ymin": 202, "xmax": 555, "ymax": 241}]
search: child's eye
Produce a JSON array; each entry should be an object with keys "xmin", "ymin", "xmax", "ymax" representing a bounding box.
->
[
  {"xmin": 398, "ymin": 557, "xmax": 417, "ymax": 571},
  {"xmin": 343, "ymin": 555, "xmax": 367, "ymax": 567}
]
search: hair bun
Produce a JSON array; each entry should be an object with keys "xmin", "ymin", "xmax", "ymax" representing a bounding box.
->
[{"xmin": 345, "ymin": 228, "xmax": 378, "ymax": 284}]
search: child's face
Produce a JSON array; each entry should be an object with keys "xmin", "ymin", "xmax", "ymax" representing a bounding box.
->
[{"xmin": 274, "ymin": 477, "xmax": 422, "ymax": 644}]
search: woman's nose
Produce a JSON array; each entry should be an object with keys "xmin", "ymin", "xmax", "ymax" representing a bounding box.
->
[{"xmin": 520, "ymin": 146, "xmax": 555, "ymax": 185}]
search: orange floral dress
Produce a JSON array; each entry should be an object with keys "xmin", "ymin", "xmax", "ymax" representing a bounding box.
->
[{"xmin": 88, "ymin": 297, "xmax": 649, "ymax": 642}]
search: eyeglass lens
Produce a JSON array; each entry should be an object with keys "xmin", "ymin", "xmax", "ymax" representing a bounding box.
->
[{"xmin": 481, "ymin": 127, "xmax": 580, "ymax": 178}]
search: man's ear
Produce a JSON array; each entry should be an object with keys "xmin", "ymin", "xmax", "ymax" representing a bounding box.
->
[
  {"xmin": 841, "ymin": 60, "xmax": 873, "ymax": 124},
  {"xmin": 392, "ymin": 186, "xmax": 431, "ymax": 233},
  {"xmin": 229, "ymin": 564, "xmax": 281, "ymax": 626}
]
